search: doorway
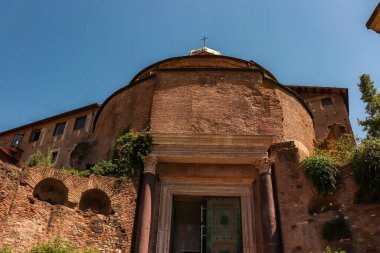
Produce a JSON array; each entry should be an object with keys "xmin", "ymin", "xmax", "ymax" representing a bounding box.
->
[{"xmin": 171, "ymin": 196, "xmax": 242, "ymax": 253}]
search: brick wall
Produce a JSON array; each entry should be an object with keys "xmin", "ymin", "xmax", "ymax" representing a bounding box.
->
[
  {"xmin": 0, "ymin": 161, "xmax": 138, "ymax": 253},
  {"xmin": 270, "ymin": 141, "xmax": 380, "ymax": 253}
]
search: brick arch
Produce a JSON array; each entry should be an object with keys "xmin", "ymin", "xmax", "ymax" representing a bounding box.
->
[
  {"xmin": 85, "ymin": 177, "xmax": 115, "ymax": 198},
  {"xmin": 33, "ymin": 177, "xmax": 68, "ymax": 205},
  {"xmin": 79, "ymin": 188, "xmax": 112, "ymax": 215},
  {"xmin": 25, "ymin": 167, "xmax": 83, "ymax": 204}
]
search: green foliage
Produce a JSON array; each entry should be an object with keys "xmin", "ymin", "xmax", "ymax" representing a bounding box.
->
[
  {"xmin": 0, "ymin": 246, "xmax": 12, "ymax": 253},
  {"xmin": 0, "ymin": 236, "xmax": 98, "ymax": 253},
  {"xmin": 88, "ymin": 160, "xmax": 119, "ymax": 177},
  {"xmin": 28, "ymin": 149, "xmax": 54, "ymax": 168},
  {"xmin": 357, "ymin": 74, "xmax": 380, "ymax": 138},
  {"xmin": 302, "ymin": 153, "xmax": 338, "ymax": 197},
  {"xmin": 321, "ymin": 215, "xmax": 351, "ymax": 242},
  {"xmin": 351, "ymin": 138, "xmax": 380, "ymax": 195},
  {"xmin": 62, "ymin": 129, "xmax": 152, "ymax": 179},
  {"xmin": 60, "ymin": 167, "xmax": 92, "ymax": 177},
  {"xmin": 323, "ymin": 246, "xmax": 346, "ymax": 253},
  {"xmin": 111, "ymin": 129, "xmax": 152, "ymax": 177},
  {"xmin": 318, "ymin": 136, "xmax": 356, "ymax": 167}
]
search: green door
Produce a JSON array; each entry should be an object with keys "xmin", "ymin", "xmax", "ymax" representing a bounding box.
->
[{"xmin": 206, "ymin": 198, "xmax": 242, "ymax": 253}]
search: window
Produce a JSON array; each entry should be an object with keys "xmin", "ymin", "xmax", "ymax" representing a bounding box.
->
[
  {"xmin": 322, "ymin": 97, "xmax": 333, "ymax": 107},
  {"xmin": 29, "ymin": 129, "xmax": 41, "ymax": 142},
  {"xmin": 74, "ymin": 116, "xmax": 87, "ymax": 130},
  {"xmin": 51, "ymin": 151, "xmax": 58, "ymax": 163},
  {"xmin": 53, "ymin": 122, "xmax": 66, "ymax": 136},
  {"xmin": 11, "ymin": 134, "xmax": 24, "ymax": 148}
]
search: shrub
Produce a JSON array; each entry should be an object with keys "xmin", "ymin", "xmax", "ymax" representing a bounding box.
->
[
  {"xmin": 28, "ymin": 149, "xmax": 54, "ymax": 168},
  {"xmin": 351, "ymin": 138, "xmax": 380, "ymax": 195},
  {"xmin": 61, "ymin": 129, "xmax": 152, "ymax": 179},
  {"xmin": 321, "ymin": 215, "xmax": 351, "ymax": 242},
  {"xmin": 29, "ymin": 236, "xmax": 98, "ymax": 253},
  {"xmin": 318, "ymin": 136, "xmax": 356, "ymax": 167},
  {"xmin": 0, "ymin": 246, "xmax": 12, "ymax": 253},
  {"xmin": 302, "ymin": 153, "xmax": 338, "ymax": 197},
  {"xmin": 111, "ymin": 129, "xmax": 152, "ymax": 177},
  {"xmin": 89, "ymin": 160, "xmax": 119, "ymax": 177},
  {"xmin": 60, "ymin": 168, "xmax": 92, "ymax": 178},
  {"xmin": 324, "ymin": 246, "xmax": 346, "ymax": 253}
]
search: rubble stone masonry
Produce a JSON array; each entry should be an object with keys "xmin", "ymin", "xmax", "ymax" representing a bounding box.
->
[
  {"xmin": 270, "ymin": 141, "xmax": 380, "ymax": 253},
  {"xmin": 0, "ymin": 161, "xmax": 138, "ymax": 252}
]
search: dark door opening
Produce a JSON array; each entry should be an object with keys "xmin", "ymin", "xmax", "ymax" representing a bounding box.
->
[{"xmin": 170, "ymin": 196, "xmax": 242, "ymax": 253}]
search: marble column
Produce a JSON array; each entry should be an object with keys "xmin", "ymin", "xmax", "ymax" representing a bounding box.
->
[
  {"xmin": 259, "ymin": 157, "xmax": 280, "ymax": 253},
  {"xmin": 135, "ymin": 156, "xmax": 157, "ymax": 253}
]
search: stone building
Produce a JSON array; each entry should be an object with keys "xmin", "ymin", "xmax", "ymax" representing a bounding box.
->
[
  {"xmin": 367, "ymin": 2, "xmax": 380, "ymax": 34},
  {"xmin": 3, "ymin": 48, "xmax": 376, "ymax": 253}
]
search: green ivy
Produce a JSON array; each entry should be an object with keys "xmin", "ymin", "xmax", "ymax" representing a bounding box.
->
[
  {"xmin": 321, "ymin": 215, "xmax": 351, "ymax": 242},
  {"xmin": 111, "ymin": 129, "xmax": 152, "ymax": 177},
  {"xmin": 351, "ymin": 138, "xmax": 380, "ymax": 195},
  {"xmin": 62, "ymin": 129, "xmax": 152, "ymax": 179},
  {"xmin": 302, "ymin": 153, "xmax": 338, "ymax": 197}
]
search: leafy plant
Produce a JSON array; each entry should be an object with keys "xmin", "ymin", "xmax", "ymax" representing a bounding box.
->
[
  {"xmin": 111, "ymin": 129, "xmax": 152, "ymax": 177},
  {"xmin": 29, "ymin": 236, "xmax": 98, "ymax": 253},
  {"xmin": 0, "ymin": 245, "xmax": 12, "ymax": 253},
  {"xmin": 302, "ymin": 153, "xmax": 338, "ymax": 197},
  {"xmin": 61, "ymin": 129, "xmax": 152, "ymax": 179},
  {"xmin": 60, "ymin": 167, "xmax": 92, "ymax": 177},
  {"xmin": 318, "ymin": 136, "xmax": 356, "ymax": 167},
  {"xmin": 321, "ymin": 215, "xmax": 351, "ymax": 242},
  {"xmin": 351, "ymin": 138, "xmax": 380, "ymax": 195},
  {"xmin": 28, "ymin": 149, "xmax": 54, "ymax": 168},
  {"xmin": 357, "ymin": 74, "xmax": 380, "ymax": 139},
  {"xmin": 323, "ymin": 246, "xmax": 346, "ymax": 253}
]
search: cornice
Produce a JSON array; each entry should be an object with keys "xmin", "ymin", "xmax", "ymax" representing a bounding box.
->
[{"xmin": 151, "ymin": 133, "xmax": 274, "ymax": 164}]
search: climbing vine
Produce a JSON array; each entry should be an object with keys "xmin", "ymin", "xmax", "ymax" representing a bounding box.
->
[{"xmin": 62, "ymin": 129, "xmax": 152, "ymax": 179}]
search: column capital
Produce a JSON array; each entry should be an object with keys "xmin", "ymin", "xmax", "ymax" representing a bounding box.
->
[
  {"xmin": 141, "ymin": 155, "xmax": 158, "ymax": 174},
  {"xmin": 259, "ymin": 157, "xmax": 274, "ymax": 174}
]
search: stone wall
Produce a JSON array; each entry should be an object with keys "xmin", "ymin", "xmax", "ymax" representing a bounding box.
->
[
  {"xmin": 270, "ymin": 141, "xmax": 380, "ymax": 253},
  {"xmin": 0, "ymin": 105, "xmax": 99, "ymax": 169},
  {"xmin": 0, "ymin": 161, "xmax": 138, "ymax": 253},
  {"xmin": 296, "ymin": 92, "xmax": 351, "ymax": 141}
]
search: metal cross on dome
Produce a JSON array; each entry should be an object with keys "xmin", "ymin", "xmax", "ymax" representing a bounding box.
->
[{"xmin": 201, "ymin": 36, "xmax": 208, "ymax": 48}]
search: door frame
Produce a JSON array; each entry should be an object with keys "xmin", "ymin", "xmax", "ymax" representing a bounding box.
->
[{"xmin": 156, "ymin": 179, "xmax": 257, "ymax": 253}]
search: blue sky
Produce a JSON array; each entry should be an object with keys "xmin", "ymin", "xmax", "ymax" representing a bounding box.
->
[{"xmin": 0, "ymin": 0, "xmax": 379, "ymax": 138}]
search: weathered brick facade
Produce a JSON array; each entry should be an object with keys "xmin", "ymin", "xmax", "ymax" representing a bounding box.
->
[
  {"xmin": 1, "ymin": 49, "xmax": 376, "ymax": 253},
  {"xmin": 0, "ymin": 161, "xmax": 138, "ymax": 252}
]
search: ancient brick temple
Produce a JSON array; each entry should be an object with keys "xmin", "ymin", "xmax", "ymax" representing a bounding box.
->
[{"xmin": 2, "ymin": 48, "xmax": 379, "ymax": 253}]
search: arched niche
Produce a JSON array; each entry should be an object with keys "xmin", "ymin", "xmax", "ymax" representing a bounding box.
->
[
  {"xmin": 33, "ymin": 178, "xmax": 68, "ymax": 205},
  {"xmin": 79, "ymin": 189, "xmax": 112, "ymax": 215}
]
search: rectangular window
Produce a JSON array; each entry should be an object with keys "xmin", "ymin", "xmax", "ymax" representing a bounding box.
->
[
  {"xmin": 51, "ymin": 151, "xmax": 58, "ymax": 163},
  {"xmin": 322, "ymin": 97, "xmax": 333, "ymax": 107},
  {"xmin": 11, "ymin": 134, "xmax": 24, "ymax": 148},
  {"xmin": 29, "ymin": 129, "xmax": 41, "ymax": 142},
  {"xmin": 74, "ymin": 116, "xmax": 87, "ymax": 130},
  {"xmin": 53, "ymin": 122, "xmax": 66, "ymax": 136}
]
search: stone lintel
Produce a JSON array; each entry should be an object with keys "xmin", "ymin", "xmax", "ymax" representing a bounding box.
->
[{"xmin": 151, "ymin": 133, "xmax": 274, "ymax": 164}]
